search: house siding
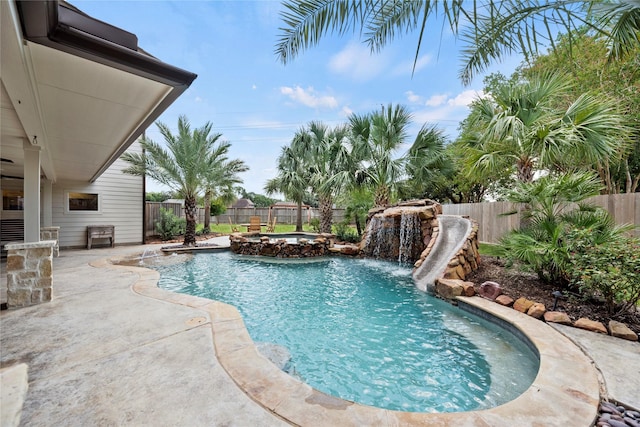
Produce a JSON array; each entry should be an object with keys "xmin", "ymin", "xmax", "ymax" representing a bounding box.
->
[{"xmin": 52, "ymin": 142, "xmax": 143, "ymax": 248}]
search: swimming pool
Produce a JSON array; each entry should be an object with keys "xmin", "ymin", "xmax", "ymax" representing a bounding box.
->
[{"xmin": 155, "ymin": 252, "xmax": 538, "ymax": 413}]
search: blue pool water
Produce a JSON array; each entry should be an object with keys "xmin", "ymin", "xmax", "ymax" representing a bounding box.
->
[{"xmin": 155, "ymin": 252, "xmax": 538, "ymax": 413}]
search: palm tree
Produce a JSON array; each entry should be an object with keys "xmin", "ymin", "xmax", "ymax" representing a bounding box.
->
[
  {"xmin": 462, "ymin": 72, "xmax": 628, "ymax": 185},
  {"xmin": 401, "ymin": 124, "xmax": 453, "ymax": 200},
  {"xmin": 350, "ymin": 104, "xmax": 412, "ymax": 207},
  {"xmin": 265, "ymin": 135, "xmax": 311, "ymax": 232},
  {"xmin": 121, "ymin": 116, "xmax": 246, "ymax": 246},
  {"xmin": 275, "ymin": 0, "xmax": 640, "ymax": 85},
  {"xmin": 300, "ymin": 122, "xmax": 353, "ymax": 233},
  {"xmin": 499, "ymin": 171, "xmax": 629, "ymax": 286}
]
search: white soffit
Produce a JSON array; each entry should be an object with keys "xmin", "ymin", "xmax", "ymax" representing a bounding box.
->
[{"xmin": 28, "ymin": 42, "xmax": 171, "ymax": 182}]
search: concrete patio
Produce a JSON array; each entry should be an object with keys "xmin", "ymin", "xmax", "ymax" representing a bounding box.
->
[{"xmin": 1, "ymin": 241, "xmax": 637, "ymax": 426}]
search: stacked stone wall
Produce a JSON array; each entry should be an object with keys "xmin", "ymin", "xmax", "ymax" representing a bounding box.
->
[
  {"xmin": 229, "ymin": 234, "xmax": 332, "ymax": 258},
  {"xmin": 5, "ymin": 241, "xmax": 55, "ymax": 308},
  {"xmin": 442, "ymin": 219, "xmax": 480, "ymax": 281},
  {"xmin": 360, "ymin": 199, "xmax": 441, "ymax": 262}
]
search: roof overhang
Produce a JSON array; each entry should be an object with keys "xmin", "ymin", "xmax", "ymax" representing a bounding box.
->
[{"xmin": 1, "ymin": 0, "xmax": 197, "ymax": 183}]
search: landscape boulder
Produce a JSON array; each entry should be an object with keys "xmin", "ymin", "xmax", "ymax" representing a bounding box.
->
[
  {"xmin": 513, "ymin": 297, "xmax": 535, "ymax": 313},
  {"xmin": 527, "ymin": 302, "xmax": 546, "ymax": 319},
  {"xmin": 435, "ymin": 279, "xmax": 464, "ymax": 300},
  {"xmin": 608, "ymin": 320, "xmax": 638, "ymax": 341},
  {"xmin": 478, "ymin": 281, "xmax": 502, "ymax": 301},
  {"xmin": 495, "ymin": 295, "xmax": 514, "ymax": 307},
  {"xmin": 574, "ymin": 318, "xmax": 608, "ymax": 334},
  {"xmin": 543, "ymin": 311, "xmax": 571, "ymax": 325}
]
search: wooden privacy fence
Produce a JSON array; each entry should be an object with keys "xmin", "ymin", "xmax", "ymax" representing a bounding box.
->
[
  {"xmin": 442, "ymin": 193, "xmax": 640, "ymax": 243},
  {"xmin": 145, "ymin": 202, "xmax": 206, "ymax": 237},
  {"xmin": 145, "ymin": 202, "xmax": 346, "ymax": 237}
]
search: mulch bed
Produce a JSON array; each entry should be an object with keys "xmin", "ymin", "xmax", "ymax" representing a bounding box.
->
[{"xmin": 467, "ymin": 256, "xmax": 640, "ymax": 336}]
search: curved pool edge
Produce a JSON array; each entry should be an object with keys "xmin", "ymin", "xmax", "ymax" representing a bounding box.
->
[{"xmin": 100, "ymin": 254, "xmax": 601, "ymax": 427}]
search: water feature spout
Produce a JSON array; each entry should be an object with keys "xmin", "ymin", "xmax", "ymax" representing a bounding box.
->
[{"xmin": 139, "ymin": 248, "xmax": 158, "ymax": 265}]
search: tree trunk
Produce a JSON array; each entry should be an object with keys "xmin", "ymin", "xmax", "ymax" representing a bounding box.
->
[
  {"xmin": 295, "ymin": 199, "xmax": 303, "ymax": 232},
  {"xmin": 183, "ymin": 195, "xmax": 198, "ymax": 246},
  {"xmin": 374, "ymin": 185, "xmax": 390, "ymax": 207},
  {"xmin": 203, "ymin": 189, "xmax": 211, "ymax": 234},
  {"xmin": 319, "ymin": 194, "xmax": 333, "ymax": 234},
  {"xmin": 355, "ymin": 216, "xmax": 362, "ymax": 236},
  {"xmin": 516, "ymin": 157, "xmax": 534, "ymax": 183}
]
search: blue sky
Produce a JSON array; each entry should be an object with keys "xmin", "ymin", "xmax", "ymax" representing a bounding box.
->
[{"xmin": 75, "ymin": 1, "xmax": 522, "ymax": 195}]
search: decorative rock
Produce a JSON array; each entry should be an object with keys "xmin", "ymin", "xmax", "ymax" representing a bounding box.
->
[
  {"xmin": 608, "ymin": 419, "xmax": 628, "ymax": 427},
  {"xmin": 527, "ymin": 302, "xmax": 546, "ymax": 319},
  {"xmin": 339, "ymin": 245, "xmax": 360, "ymax": 256},
  {"xmin": 513, "ymin": 297, "xmax": 535, "ymax": 313},
  {"xmin": 495, "ymin": 295, "xmax": 514, "ymax": 307},
  {"xmin": 574, "ymin": 318, "xmax": 608, "ymax": 334},
  {"xmin": 543, "ymin": 311, "xmax": 572, "ymax": 325},
  {"xmin": 608, "ymin": 320, "xmax": 638, "ymax": 341},
  {"xmin": 479, "ymin": 281, "xmax": 502, "ymax": 301},
  {"xmin": 435, "ymin": 279, "xmax": 464, "ymax": 300},
  {"xmin": 461, "ymin": 282, "xmax": 475, "ymax": 297}
]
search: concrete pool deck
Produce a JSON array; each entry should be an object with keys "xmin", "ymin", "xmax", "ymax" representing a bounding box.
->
[{"xmin": 0, "ymin": 241, "xmax": 636, "ymax": 425}]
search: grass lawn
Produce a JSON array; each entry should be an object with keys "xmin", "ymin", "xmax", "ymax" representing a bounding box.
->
[{"xmin": 479, "ymin": 242, "xmax": 503, "ymax": 257}]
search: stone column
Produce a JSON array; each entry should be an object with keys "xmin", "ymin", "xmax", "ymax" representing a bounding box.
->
[
  {"xmin": 5, "ymin": 241, "xmax": 55, "ymax": 308},
  {"xmin": 40, "ymin": 226, "xmax": 60, "ymax": 257}
]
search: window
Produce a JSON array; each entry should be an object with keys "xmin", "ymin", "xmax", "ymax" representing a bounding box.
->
[
  {"xmin": 68, "ymin": 192, "xmax": 99, "ymax": 211},
  {"xmin": 2, "ymin": 189, "xmax": 24, "ymax": 210}
]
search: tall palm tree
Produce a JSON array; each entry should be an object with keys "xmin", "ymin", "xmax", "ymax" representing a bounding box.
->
[
  {"xmin": 265, "ymin": 135, "xmax": 311, "ymax": 232},
  {"xmin": 462, "ymin": 72, "xmax": 628, "ymax": 184},
  {"xmin": 350, "ymin": 104, "xmax": 412, "ymax": 207},
  {"xmin": 121, "ymin": 116, "xmax": 246, "ymax": 246},
  {"xmin": 275, "ymin": 0, "xmax": 640, "ymax": 85},
  {"xmin": 301, "ymin": 122, "xmax": 353, "ymax": 233}
]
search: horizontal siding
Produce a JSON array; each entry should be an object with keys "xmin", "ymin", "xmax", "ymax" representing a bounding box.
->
[{"xmin": 52, "ymin": 142, "xmax": 143, "ymax": 248}]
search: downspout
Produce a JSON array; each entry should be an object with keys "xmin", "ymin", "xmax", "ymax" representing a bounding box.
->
[{"xmin": 141, "ymin": 137, "xmax": 147, "ymax": 244}]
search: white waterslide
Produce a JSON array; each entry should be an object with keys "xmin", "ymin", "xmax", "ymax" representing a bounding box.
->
[{"xmin": 413, "ymin": 215, "xmax": 472, "ymax": 293}]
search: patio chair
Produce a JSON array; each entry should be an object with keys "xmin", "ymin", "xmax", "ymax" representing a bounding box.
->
[
  {"xmin": 266, "ymin": 216, "xmax": 277, "ymax": 233},
  {"xmin": 247, "ymin": 216, "xmax": 261, "ymax": 232},
  {"xmin": 228, "ymin": 217, "xmax": 239, "ymax": 233}
]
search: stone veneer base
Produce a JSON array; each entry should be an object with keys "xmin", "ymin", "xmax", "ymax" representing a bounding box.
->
[
  {"xmin": 102, "ymin": 252, "xmax": 601, "ymax": 427},
  {"xmin": 5, "ymin": 241, "xmax": 55, "ymax": 308}
]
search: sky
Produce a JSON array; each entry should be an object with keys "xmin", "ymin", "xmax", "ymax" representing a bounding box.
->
[{"xmin": 74, "ymin": 0, "xmax": 523, "ymax": 196}]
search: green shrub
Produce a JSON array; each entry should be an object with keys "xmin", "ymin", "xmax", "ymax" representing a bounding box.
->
[
  {"xmin": 156, "ymin": 208, "xmax": 186, "ymax": 241},
  {"xmin": 309, "ymin": 218, "xmax": 321, "ymax": 233},
  {"xmin": 567, "ymin": 231, "xmax": 640, "ymax": 315},
  {"xmin": 333, "ymin": 221, "xmax": 360, "ymax": 243},
  {"xmin": 498, "ymin": 172, "xmax": 625, "ymax": 287}
]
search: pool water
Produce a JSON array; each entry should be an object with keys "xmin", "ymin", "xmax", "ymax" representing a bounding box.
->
[{"xmin": 155, "ymin": 252, "xmax": 538, "ymax": 413}]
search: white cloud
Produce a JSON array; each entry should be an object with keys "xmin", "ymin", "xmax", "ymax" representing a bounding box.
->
[
  {"xmin": 447, "ymin": 89, "xmax": 484, "ymax": 107},
  {"xmin": 194, "ymin": 96, "xmax": 203, "ymax": 103},
  {"xmin": 425, "ymin": 93, "xmax": 449, "ymax": 107},
  {"xmin": 341, "ymin": 106, "xmax": 353, "ymax": 117},
  {"xmin": 392, "ymin": 54, "xmax": 432, "ymax": 75},
  {"xmin": 252, "ymin": 84, "xmax": 257, "ymax": 90},
  {"xmin": 279, "ymin": 86, "xmax": 338, "ymax": 109},
  {"xmin": 328, "ymin": 42, "xmax": 388, "ymax": 81},
  {"xmin": 405, "ymin": 90, "xmax": 422, "ymax": 104}
]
